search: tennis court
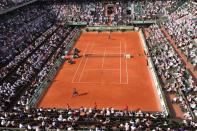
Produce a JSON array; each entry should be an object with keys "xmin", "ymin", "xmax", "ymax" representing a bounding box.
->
[{"xmin": 38, "ymin": 31, "xmax": 162, "ymax": 112}]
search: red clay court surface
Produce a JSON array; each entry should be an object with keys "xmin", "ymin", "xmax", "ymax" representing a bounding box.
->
[{"xmin": 38, "ymin": 31, "xmax": 162, "ymax": 112}]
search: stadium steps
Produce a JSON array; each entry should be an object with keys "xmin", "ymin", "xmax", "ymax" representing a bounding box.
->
[
  {"xmin": 143, "ymin": 30, "xmax": 187, "ymax": 120},
  {"xmin": 0, "ymin": 24, "xmax": 60, "ymax": 84},
  {"xmin": 165, "ymin": 92, "xmax": 185, "ymax": 119},
  {"xmin": 160, "ymin": 27, "xmax": 197, "ymax": 81},
  {"xmin": 134, "ymin": 2, "xmax": 142, "ymax": 15},
  {"xmin": 161, "ymin": 27, "xmax": 197, "ymax": 120},
  {"xmin": 0, "ymin": 12, "xmax": 54, "ymax": 69},
  {"xmin": 0, "ymin": 0, "xmax": 38, "ymax": 15},
  {"xmin": 5, "ymin": 25, "xmax": 62, "ymax": 111},
  {"xmin": 19, "ymin": 26, "xmax": 75, "ymax": 105},
  {"xmin": 167, "ymin": 0, "xmax": 188, "ymax": 14}
]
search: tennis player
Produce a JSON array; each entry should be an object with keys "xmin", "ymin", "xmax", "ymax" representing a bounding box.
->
[
  {"xmin": 72, "ymin": 88, "xmax": 78, "ymax": 97},
  {"xmin": 108, "ymin": 32, "xmax": 111, "ymax": 39}
]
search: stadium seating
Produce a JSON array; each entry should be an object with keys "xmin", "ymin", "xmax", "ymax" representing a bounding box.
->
[
  {"xmin": 49, "ymin": 0, "xmax": 184, "ymax": 25},
  {"xmin": 146, "ymin": 24, "xmax": 196, "ymax": 120},
  {"xmin": 0, "ymin": 3, "xmax": 57, "ymax": 69},
  {"xmin": 0, "ymin": 0, "xmax": 196, "ymax": 130},
  {"xmin": 0, "ymin": 0, "xmax": 34, "ymax": 11},
  {"xmin": 162, "ymin": 1, "xmax": 197, "ymax": 67}
]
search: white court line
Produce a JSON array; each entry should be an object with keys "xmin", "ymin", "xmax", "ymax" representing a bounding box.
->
[
  {"xmin": 89, "ymin": 47, "xmax": 120, "ymax": 49},
  {"xmin": 124, "ymin": 41, "xmax": 129, "ymax": 84},
  {"xmin": 120, "ymin": 40, "xmax": 122, "ymax": 84},
  {"xmin": 78, "ymin": 42, "xmax": 95, "ymax": 82},
  {"xmin": 78, "ymin": 58, "xmax": 89, "ymax": 82},
  {"xmin": 72, "ymin": 81, "xmax": 128, "ymax": 84},
  {"xmin": 71, "ymin": 42, "xmax": 90, "ymax": 83},
  {"xmin": 101, "ymin": 48, "xmax": 107, "ymax": 69},
  {"xmin": 85, "ymin": 68, "xmax": 120, "ymax": 71},
  {"xmin": 83, "ymin": 53, "xmax": 125, "ymax": 55}
]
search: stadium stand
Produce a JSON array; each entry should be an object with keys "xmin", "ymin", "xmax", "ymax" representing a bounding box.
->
[
  {"xmin": 48, "ymin": 0, "xmax": 186, "ymax": 25},
  {"xmin": 0, "ymin": 0, "xmax": 35, "ymax": 12},
  {"xmin": 0, "ymin": 3, "xmax": 58, "ymax": 68},
  {"xmin": 146, "ymin": 24, "xmax": 196, "ymax": 120},
  {"xmin": 162, "ymin": 1, "xmax": 197, "ymax": 68},
  {"xmin": 0, "ymin": 0, "xmax": 196, "ymax": 130}
]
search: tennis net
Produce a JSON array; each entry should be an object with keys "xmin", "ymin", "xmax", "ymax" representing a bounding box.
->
[{"xmin": 83, "ymin": 53, "xmax": 125, "ymax": 58}]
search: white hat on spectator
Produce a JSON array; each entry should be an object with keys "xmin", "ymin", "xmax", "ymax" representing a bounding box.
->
[
  {"xmin": 125, "ymin": 122, "xmax": 130, "ymax": 131},
  {"xmin": 19, "ymin": 123, "xmax": 24, "ymax": 128}
]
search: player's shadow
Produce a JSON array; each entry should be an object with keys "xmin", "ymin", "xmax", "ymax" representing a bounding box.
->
[
  {"xmin": 78, "ymin": 92, "xmax": 88, "ymax": 96},
  {"xmin": 108, "ymin": 38, "xmax": 115, "ymax": 41}
]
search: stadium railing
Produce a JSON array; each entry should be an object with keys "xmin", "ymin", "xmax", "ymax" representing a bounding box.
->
[
  {"xmin": 28, "ymin": 29, "xmax": 81, "ymax": 107},
  {"xmin": 134, "ymin": 1, "xmax": 142, "ymax": 16},
  {"xmin": 139, "ymin": 29, "xmax": 170, "ymax": 117},
  {"xmin": 178, "ymin": 88, "xmax": 196, "ymax": 120},
  {"xmin": 166, "ymin": 0, "xmax": 187, "ymax": 14},
  {"xmin": 131, "ymin": 20, "xmax": 156, "ymax": 24},
  {"xmin": 66, "ymin": 20, "xmax": 156, "ymax": 27},
  {"xmin": 0, "ymin": 127, "xmax": 26, "ymax": 131},
  {"xmin": 66, "ymin": 22, "xmax": 87, "ymax": 26},
  {"xmin": 84, "ymin": 26, "xmax": 134, "ymax": 32},
  {"xmin": 0, "ymin": 0, "xmax": 38, "ymax": 15}
]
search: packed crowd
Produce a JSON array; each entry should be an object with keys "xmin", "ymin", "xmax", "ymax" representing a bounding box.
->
[
  {"xmin": 133, "ymin": 0, "xmax": 170, "ymax": 20},
  {"xmin": 1, "ymin": 107, "xmax": 196, "ymax": 130},
  {"xmin": 162, "ymin": 1, "xmax": 197, "ymax": 68},
  {"xmin": 0, "ymin": 19, "xmax": 76, "ymax": 110},
  {"xmin": 0, "ymin": 0, "xmax": 33, "ymax": 11},
  {"xmin": 0, "ymin": 2, "xmax": 81, "ymax": 129},
  {"xmin": 0, "ymin": 0, "xmax": 80, "ymax": 112},
  {"xmin": 49, "ymin": 0, "xmax": 182, "ymax": 25},
  {"xmin": 146, "ymin": 24, "xmax": 197, "ymax": 121},
  {"xmin": 0, "ymin": 27, "xmax": 83, "ymax": 130},
  {"xmin": 0, "ymin": 3, "xmax": 56, "ymax": 79}
]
